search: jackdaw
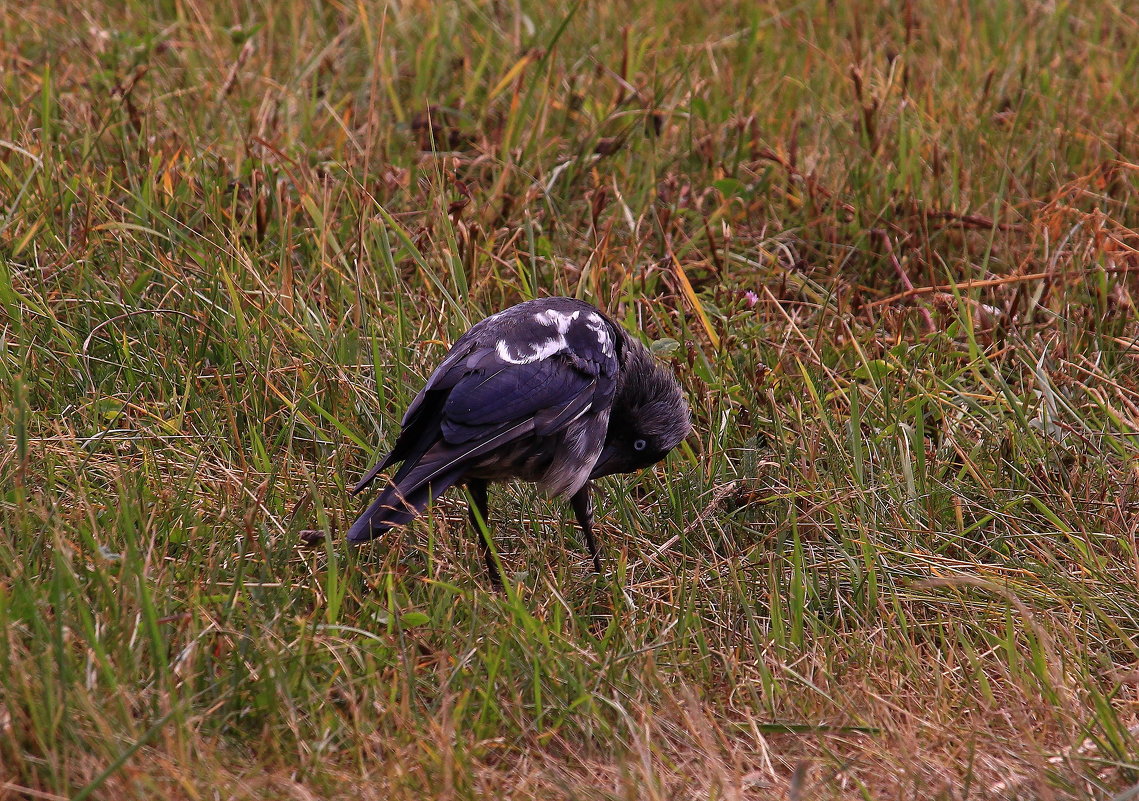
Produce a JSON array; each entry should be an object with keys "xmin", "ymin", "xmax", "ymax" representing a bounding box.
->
[{"xmin": 347, "ymin": 297, "xmax": 691, "ymax": 583}]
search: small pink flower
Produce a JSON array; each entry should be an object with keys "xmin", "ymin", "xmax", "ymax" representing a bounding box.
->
[{"xmin": 744, "ymin": 290, "xmax": 759, "ymax": 308}]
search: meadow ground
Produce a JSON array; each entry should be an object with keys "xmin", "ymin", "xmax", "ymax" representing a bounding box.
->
[{"xmin": 3, "ymin": 1, "xmax": 1139, "ymax": 798}]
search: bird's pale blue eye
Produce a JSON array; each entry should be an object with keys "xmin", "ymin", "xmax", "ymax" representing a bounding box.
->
[{"xmin": 633, "ymin": 439, "xmax": 647, "ymax": 451}]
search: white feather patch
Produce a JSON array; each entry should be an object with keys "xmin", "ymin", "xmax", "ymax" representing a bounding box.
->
[
  {"xmin": 496, "ymin": 307, "xmax": 613, "ymax": 365},
  {"xmin": 584, "ymin": 312, "xmax": 613, "ymax": 357},
  {"xmin": 533, "ymin": 308, "xmax": 581, "ymax": 332},
  {"xmin": 496, "ymin": 337, "xmax": 565, "ymax": 364}
]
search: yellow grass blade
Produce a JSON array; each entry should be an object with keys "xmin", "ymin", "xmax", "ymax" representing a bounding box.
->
[
  {"xmin": 488, "ymin": 52, "xmax": 534, "ymax": 102},
  {"xmin": 672, "ymin": 256, "xmax": 720, "ymax": 350}
]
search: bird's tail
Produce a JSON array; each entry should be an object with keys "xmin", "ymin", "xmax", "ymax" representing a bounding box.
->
[{"xmin": 346, "ymin": 466, "xmax": 466, "ymax": 543}]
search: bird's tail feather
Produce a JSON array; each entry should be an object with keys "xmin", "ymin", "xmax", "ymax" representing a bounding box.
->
[
  {"xmin": 346, "ymin": 466, "xmax": 466, "ymax": 543},
  {"xmin": 350, "ymin": 450, "xmax": 397, "ymax": 496},
  {"xmin": 348, "ymin": 418, "xmax": 537, "ymax": 543}
]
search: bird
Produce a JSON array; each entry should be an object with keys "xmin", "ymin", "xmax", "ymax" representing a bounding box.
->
[{"xmin": 346, "ymin": 296, "xmax": 691, "ymax": 584}]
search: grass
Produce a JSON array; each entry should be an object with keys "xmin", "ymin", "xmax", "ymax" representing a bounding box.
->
[{"xmin": 2, "ymin": 0, "xmax": 1139, "ymax": 797}]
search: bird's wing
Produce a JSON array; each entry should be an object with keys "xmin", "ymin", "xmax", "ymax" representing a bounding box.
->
[
  {"xmin": 440, "ymin": 304, "xmax": 621, "ymax": 438},
  {"xmin": 349, "ymin": 331, "xmax": 486, "ymax": 495},
  {"xmin": 442, "ymin": 356, "xmax": 599, "ymax": 441},
  {"xmin": 349, "ymin": 390, "xmax": 444, "ymax": 494},
  {"xmin": 351, "ymin": 306, "xmax": 620, "ymax": 495}
]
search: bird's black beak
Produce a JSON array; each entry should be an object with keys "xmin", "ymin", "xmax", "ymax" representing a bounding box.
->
[{"xmin": 589, "ymin": 443, "xmax": 623, "ymax": 479}]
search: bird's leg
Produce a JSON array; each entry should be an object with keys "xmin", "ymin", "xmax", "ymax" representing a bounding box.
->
[
  {"xmin": 571, "ymin": 482, "xmax": 602, "ymax": 574},
  {"xmin": 467, "ymin": 479, "xmax": 501, "ymax": 587}
]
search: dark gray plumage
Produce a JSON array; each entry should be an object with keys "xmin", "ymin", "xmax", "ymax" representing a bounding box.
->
[{"xmin": 347, "ymin": 297, "xmax": 691, "ymax": 584}]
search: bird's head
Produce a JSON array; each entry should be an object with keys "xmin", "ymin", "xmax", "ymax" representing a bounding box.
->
[{"xmin": 590, "ymin": 336, "xmax": 691, "ymax": 479}]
